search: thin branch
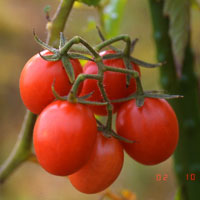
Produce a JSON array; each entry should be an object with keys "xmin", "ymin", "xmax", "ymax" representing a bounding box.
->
[{"xmin": 0, "ymin": 111, "xmax": 36, "ymax": 183}]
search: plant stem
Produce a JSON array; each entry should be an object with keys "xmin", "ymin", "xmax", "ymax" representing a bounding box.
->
[
  {"xmin": 123, "ymin": 36, "xmax": 131, "ymax": 56},
  {"xmin": 60, "ymin": 36, "xmax": 100, "ymax": 58},
  {"xmin": 60, "ymin": 37, "xmax": 81, "ymax": 54},
  {"xmin": 0, "ymin": 0, "xmax": 75, "ymax": 183},
  {"xmin": 95, "ymin": 34, "xmax": 130, "ymax": 52},
  {"xmin": 70, "ymin": 74, "xmax": 101, "ymax": 96},
  {"xmin": 135, "ymin": 77, "xmax": 144, "ymax": 96},
  {"xmin": 59, "ymin": 36, "xmax": 115, "ymax": 130},
  {"xmin": 104, "ymin": 65, "xmax": 139, "ymax": 77},
  {"xmin": 46, "ymin": 0, "xmax": 75, "ymax": 47},
  {"xmin": 0, "ymin": 111, "xmax": 37, "ymax": 183},
  {"xmin": 95, "ymin": 60, "xmax": 114, "ymax": 130},
  {"xmin": 69, "ymin": 45, "xmax": 91, "ymax": 54},
  {"xmin": 77, "ymin": 99, "xmax": 108, "ymax": 105},
  {"xmin": 66, "ymin": 44, "xmax": 163, "ymax": 68},
  {"xmin": 62, "ymin": 35, "xmax": 142, "ymax": 131},
  {"xmin": 149, "ymin": 0, "xmax": 200, "ymax": 199},
  {"xmin": 64, "ymin": 36, "xmax": 115, "ymax": 130}
]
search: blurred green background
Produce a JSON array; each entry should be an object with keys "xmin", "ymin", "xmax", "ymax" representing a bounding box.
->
[{"xmin": 0, "ymin": 0, "xmax": 199, "ymax": 199}]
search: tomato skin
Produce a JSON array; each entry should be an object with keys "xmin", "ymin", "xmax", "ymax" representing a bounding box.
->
[
  {"xmin": 79, "ymin": 50, "xmax": 140, "ymax": 116},
  {"xmin": 69, "ymin": 133, "xmax": 124, "ymax": 194},
  {"xmin": 33, "ymin": 100, "xmax": 97, "ymax": 176},
  {"xmin": 20, "ymin": 50, "xmax": 83, "ymax": 114},
  {"xmin": 116, "ymin": 98, "xmax": 179, "ymax": 165}
]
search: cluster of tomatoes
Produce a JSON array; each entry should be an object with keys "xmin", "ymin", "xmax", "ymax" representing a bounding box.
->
[{"xmin": 19, "ymin": 50, "xmax": 179, "ymax": 194}]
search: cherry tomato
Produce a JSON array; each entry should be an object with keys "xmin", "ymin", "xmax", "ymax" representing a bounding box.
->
[
  {"xmin": 79, "ymin": 50, "xmax": 140, "ymax": 116},
  {"xmin": 69, "ymin": 132, "xmax": 124, "ymax": 194},
  {"xmin": 116, "ymin": 98, "xmax": 179, "ymax": 165},
  {"xmin": 20, "ymin": 50, "xmax": 83, "ymax": 114},
  {"xmin": 33, "ymin": 100, "xmax": 97, "ymax": 176}
]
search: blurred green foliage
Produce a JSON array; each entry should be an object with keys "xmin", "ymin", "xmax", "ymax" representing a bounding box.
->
[
  {"xmin": 0, "ymin": 0, "xmax": 199, "ymax": 200},
  {"xmin": 102, "ymin": 0, "xmax": 127, "ymax": 38}
]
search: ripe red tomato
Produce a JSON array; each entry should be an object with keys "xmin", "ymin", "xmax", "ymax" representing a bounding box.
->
[
  {"xmin": 69, "ymin": 132, "xmax": 124, "ymax": 194},
  {"xmin": 116, "ymin": 98, "xmax": 179, "ymax": 165},
  {"xmin": 20, "ymin": 50, "xmax": 83, "ymax": 114},
  {"xmin": 79, "ymin": 50, "xmax": 140, "ymax": 116},
  {"xmin": 33, "ymin": 100, "xmax": 97, "ymax": 176}
]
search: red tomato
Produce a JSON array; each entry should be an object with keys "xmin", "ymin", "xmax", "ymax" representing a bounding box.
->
[
  {"xmin": 79, "ymin": 50, "xmax": 140, "ymax": 116},
  {"xmin": 69, "ymin": 133, "xmax": 124, "ymax": 194},
  {"xmin": 20, "ymin": 50, "xmax": 83, "ymax": 114},
  {"xmin": 33, "ymin": 100, "xmax": 97, "ymax": 176},
  {"xmin": 116, "ymin": 98, "xmax": 179, "ymax": 165}
]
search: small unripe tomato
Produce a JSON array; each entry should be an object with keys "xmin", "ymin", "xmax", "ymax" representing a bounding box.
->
[
  {"xmin": 33, "ymin": 100, "xmax": 97, "ymax": 176},
  {"xmin": 79, "ymin": 50, "xmax": 140, "ymax": 116},
  {"xmin": 20, "ymin": 50, "xmax": 83, "ymax": 114},
  {"xmin": 116, "ymin": 98, "xmax": 179, "ymax": 165},
  {"xmin": 69, "ymin": 133, "xmax": 124, "ymax": 194}
]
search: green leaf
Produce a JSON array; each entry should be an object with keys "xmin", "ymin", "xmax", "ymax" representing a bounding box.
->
[
  {"xmin": 164, "ymin": 0, "xmax": 190, "ymax": 76},
  {"xmin": 77, "ymin": 0, "xmax": 102, "ymax": 6},
  {"xmin": 103, "ymin": 0, "xmax": 127, "ymax": 38}
]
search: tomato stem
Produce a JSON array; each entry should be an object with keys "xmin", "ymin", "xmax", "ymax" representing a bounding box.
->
[
  {"xmin": 130, "ymin": 57, "xmax": 163, "ymax": 68},
  {"xmin": 34, "ymin": 31, "xmax": 58, "ymax": 54},
  {"xmin": 60, "ymin": 36, "xmax": 100, "ymax": 59},
  {"xmin": 110, "ymin": 92, "xmax": 183, "ymax": 103},
  {"xmin": 68, "ymin": 53, "xmax": 93, "ymax": 61},
  {"xmin": 95, "ymin": 34, "xmax": 130, "ymax": 52},
  {"xmin": 69, "ymin": 74, "xmax": 101, "ymax": 98},
  {"xmin": 104, "ymin": 65, "xmax": 139, "ymax": 77},
  {"xmin": 123, "ymin": 36, "xmax": 131, "ymax": 56},
  {"xmin": 130, "ymin": 38, "xmax": 139, "ymax": 53},
  {"xmin": 77, "ymin": 99, "xmax": 108, "ymax": 105},
  {"xmin": 135, "ymin": 77, "xmax": 145, "ymax": 107},
  {"xmin": 96, "ymin": 119, "xmax": 134, "ymax": 143},
  {"xmin": 59, "ymin": 37, "xmax": 115, "ymax": 131},
  {"xmin": 95, "ymin": 60, "xmax": 114, "ymax": 131},
  {"xmin": 51, "ymin": 82, "xmax": 67, "ymax": 101}
]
